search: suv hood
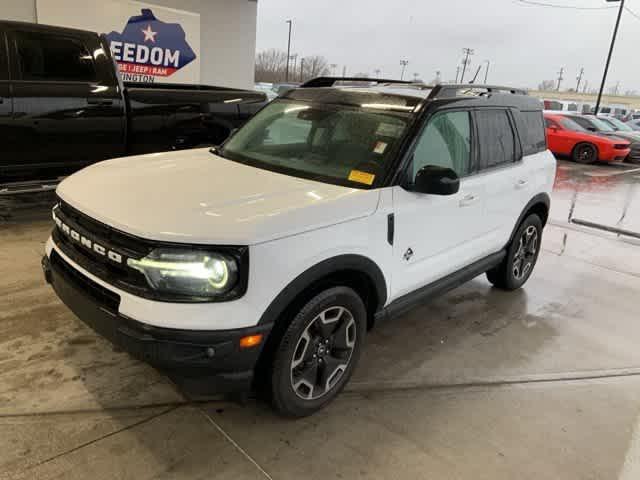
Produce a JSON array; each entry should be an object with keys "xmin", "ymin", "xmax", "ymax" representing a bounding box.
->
[{"xmin": 57, "ymin": 149, "xmax": 380, "ymax": 245}]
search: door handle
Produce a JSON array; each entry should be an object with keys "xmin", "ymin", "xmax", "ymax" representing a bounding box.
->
[
  {"xmin": 515, "ymin": 179, "xmax": 529, "ymax": 189},
  {"xmin": 459, "ymin": 194, "xmax": 478, "ymax": 207},
  {"xmin": 87, "ymin": 98, "xmax": 113, "ymax": 105}
]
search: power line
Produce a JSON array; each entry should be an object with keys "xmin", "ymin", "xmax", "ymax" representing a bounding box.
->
[
  {"xmin": 513, "ymin": 0, "xmax": 616, "ymax": 10},
  {"xmin": 624, "ymin": 5, "xmax": 640, "ymax": 21}
]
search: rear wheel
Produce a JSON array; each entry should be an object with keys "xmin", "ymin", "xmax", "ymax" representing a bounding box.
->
[
  {"xmin": 487, "ymin": 214, "xmax": 543, "ymax": 290},
  {"xmin": 572, "ymin": 143, "xmax": 597, "ymax": 164},
  {"xmin": 270, "ymin": 286, "xmax": 366, "ymax": 417}
]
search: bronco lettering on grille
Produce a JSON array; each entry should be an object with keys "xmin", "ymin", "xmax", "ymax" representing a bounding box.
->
[{"xmin": 53, "ymin": 209, "xmax": 124, "ymax": 265}]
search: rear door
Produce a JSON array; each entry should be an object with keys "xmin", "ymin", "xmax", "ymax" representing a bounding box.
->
[
  {"xmin": 474, "ymin": 108, "xmax": 530, "ymax": 252},
  {"xmin": 0, "ymin": 29, "xmax": 14, "ymax": 180},
  {"xmin": 7, "ymin": 27, "xmax": 125, "ymax": 180}
]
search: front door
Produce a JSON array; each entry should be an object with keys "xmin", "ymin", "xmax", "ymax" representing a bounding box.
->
[
  {"xmin": 7, "ymin": 27, "xmax": 125, "ymax": 181},
  {"xmin": 391, "ymin": 110, "xmax": 487, "ymax": 301}
]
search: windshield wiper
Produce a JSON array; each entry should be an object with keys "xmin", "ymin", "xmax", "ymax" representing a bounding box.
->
[{"xmin": 209, "ymin": 145, "xmax": 224, "ymax": 158}]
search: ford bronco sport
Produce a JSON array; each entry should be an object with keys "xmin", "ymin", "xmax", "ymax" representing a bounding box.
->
[{"xmin": 43, "ymin": 78, "xmax": 555, "ymax": 417}]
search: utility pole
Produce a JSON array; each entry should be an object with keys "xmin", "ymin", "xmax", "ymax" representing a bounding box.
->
[
  {"xmin": 285, "ymin": 19, "xmax": 292, "ymax": 82},
  {"xmin": 460, "ymin": 48, "xmax": 474, "ymax": 83},
  {"xmin": 299, "ymin": 57, "xmax": 305, "ymax": 82},
  {"xmin": 290, "ymin": 54, "xmax": 298, "ymax": 80},
  {"xmin": 342, "ymin": 65, "xmax": 346, "ymax": 77},
  {"xmin": 399, "ymin": 60, "xmax": 409, "ymax": 80},
  {"xmin": 556, "ymin": 67, "xmax": 564, "ymax": 91},
  {"xmin": 596, "ymin": 0, "xmax": 625, "ymax": 114},
  {"xmin": 576, "ymin": 67, "xmax": 584, "ymax": 92},
  {"xmin": 484, "ymin": 60, "xmax": 490, "ymax": 84},
  {"xmin": 455, "ymin": 66, "xmax": 460, "ymax": 83}
]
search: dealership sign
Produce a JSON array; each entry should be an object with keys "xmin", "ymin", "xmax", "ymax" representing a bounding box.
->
[
  {"xmin": 106, "ymin": 8, "xmax": 197, "ymax": 80},
  {"xmin": 36, "ymin": 0, "xmax": 201, "ymax": 84}
]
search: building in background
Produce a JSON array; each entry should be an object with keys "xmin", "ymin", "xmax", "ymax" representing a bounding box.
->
[{"xmin": 2, "ymin": 0, "xmax": 257, "ymax": 89}]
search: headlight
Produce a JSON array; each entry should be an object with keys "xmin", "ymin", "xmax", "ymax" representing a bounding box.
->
[{"xmin": 127, "ymin": 249, "xmax": 239, "ymax": 299}]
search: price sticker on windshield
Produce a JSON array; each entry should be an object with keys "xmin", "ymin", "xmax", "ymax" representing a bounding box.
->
[
  {"xmin": 348, "ymin": 170, "xmax": 376, "ymax": 185},
  {"xmin": 373, "ymin": 141, "xmax": 388, "ymax": 154}
]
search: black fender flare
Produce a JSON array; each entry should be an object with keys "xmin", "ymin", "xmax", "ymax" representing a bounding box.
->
[
  {"xmin": 257, "ymin": 254, "xmax": 388, "ymax": 327},
  {"xmin": 507, "ymin": 192, "xmax": 551, "ymax": 245}
]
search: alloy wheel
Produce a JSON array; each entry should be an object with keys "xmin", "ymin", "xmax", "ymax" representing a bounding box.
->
[
  {"xmin": 290, "ymin": 306, "xmax": 356, "ymax": 400},
  {"xmin": 512, "ymin": 225, "xmax": 539, "ymax": 280}
]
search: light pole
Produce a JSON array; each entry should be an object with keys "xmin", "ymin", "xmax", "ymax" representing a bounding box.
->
[
  {"xmin": 299, "ymin": 57, "xmax": 305, "ymax": 82},
  {"xmin": 374, "ymin": 68, "xmax": 381, "ymax": 79},
  {"xmin": 460, "ymin": 48, "xmax": 474, "ymax": 83},
  {"xmin": 484, "ymin": 60, "xmax": 490, "ymax": 84},
  {"xmin": 455, "ymin": 66, "xmax": 460, "ymax": 83},
  {"xmin": 556, "ymin": 67, "xmax": 564, "ymax": 91},
  {"xmin": 576, "ymin": 67, "xmax": 584, "ymax": 92},
  {"xmin": 399, "ymin": 60, "xmax": 409, "ymax": 80},
  {"xmin": 595, "ymin": 0, "xmax": 625, "ymax": 114},
  {"xmin": 285, "ymin": 19, "xmax": 292, "ymax": 82}
]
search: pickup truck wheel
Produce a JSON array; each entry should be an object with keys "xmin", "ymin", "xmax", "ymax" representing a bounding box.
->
[
  {"xmin": 572, "ymin": 143, "xmax": 597, "ymax": 164},
  {"xmin": 270, "ymin": 286, "xmax": 366, "ymax": 417},
  {"xmin": 487, "ymin": 214, "xmax": 542, "ymax": 290}
]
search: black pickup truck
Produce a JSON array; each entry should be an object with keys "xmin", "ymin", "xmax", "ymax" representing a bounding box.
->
[{"xmin": 0, "ymin": 20, "xmax": 266, "ymax": 188}]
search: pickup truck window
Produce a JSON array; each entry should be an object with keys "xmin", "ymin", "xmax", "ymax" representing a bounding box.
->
[
  {"xmin": 222, "ymin": 100, "xmax": 410, "ymax": 188},
  {"xmin": 14, "ymin": 31, "xmax": 95, "ymax": 82},
  {"xmin": 0, "ymin": 33, "xmax": 8, "ymax": 80}
]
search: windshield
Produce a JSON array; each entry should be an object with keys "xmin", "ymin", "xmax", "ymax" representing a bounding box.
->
[
  {"xmin": 604, "ymin": 117, "xmax": 633, "ymax": 131},
  {"xmin": 586, "ymin": 117, "xmax": 615, "ymax": 132},
  {"xmin": 221, "ymin": 99, "xmax": 412, "ymax": 188},
  {"xmin": 558, "ymin": 117, "xmax": 588, "ymax": 132}
]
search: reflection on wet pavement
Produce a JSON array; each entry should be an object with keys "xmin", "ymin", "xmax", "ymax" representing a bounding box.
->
[{"xmin": 552, "ymin": 160, "xmax": 640, "ymax": 235}]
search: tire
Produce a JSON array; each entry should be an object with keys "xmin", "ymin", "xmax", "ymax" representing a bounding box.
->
[
  {"xmin": 572, "ymin": 143, "xmax": 598, "ymax": 164},
  {"xmin": 270, "ymin": 286, "xmax": 366, "ymax": 417},
  {"xmin": 486, "ymin": 214, "xmax": 543, "ymax": 290}
]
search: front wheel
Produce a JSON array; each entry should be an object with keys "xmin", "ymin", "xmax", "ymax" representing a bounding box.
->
[
  {"xmin": 270, "ymin": 287, "xmax": 366, "ymax": 417},
  {"xmin": 572, "ymin": 143, "xmax": 597, "ymax": 164},
  {"xmin": 487, "ymin": 214, "xmax": 543, "ymax": 290}
]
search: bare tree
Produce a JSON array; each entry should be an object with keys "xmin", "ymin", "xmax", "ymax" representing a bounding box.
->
[
  {"xmin": 302, "ymin": 55, "xmax": 331, "ymax": 80},
  {"xmin": 538, "ymin": 79, "xmax": 556, "ymax": 91},
  {"xmin": 255, "ymin": 50, "xmax": 332, "ymax": 83},
  {"xmin": 255, "ymin": 49, "xmax": 288, "ymax": 83}
]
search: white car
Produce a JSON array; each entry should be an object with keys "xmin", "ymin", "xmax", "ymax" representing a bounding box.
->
[{"xmin": 43, "ymin": 78, "xmax": 556, "ymax": 417}]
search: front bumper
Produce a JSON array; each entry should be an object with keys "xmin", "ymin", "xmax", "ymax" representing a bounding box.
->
[{"xmin": 43, "ymin": 251, "xmax": 272, "ymax": 393}]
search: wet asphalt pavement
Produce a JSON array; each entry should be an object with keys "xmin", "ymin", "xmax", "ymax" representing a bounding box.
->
[{"xmin": 1, "ymin": 159, "xmax": 640, "ymax": 479}]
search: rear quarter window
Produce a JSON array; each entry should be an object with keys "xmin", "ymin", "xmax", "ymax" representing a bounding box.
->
[{"xmin": 519, "ymin": 111, "xmax": 547, "ymax": 155}]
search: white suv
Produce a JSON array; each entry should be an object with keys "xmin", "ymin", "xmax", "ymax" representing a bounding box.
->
[{"xmin": 43, "ymin": 79, "xmax": 556, "ymax": 417}]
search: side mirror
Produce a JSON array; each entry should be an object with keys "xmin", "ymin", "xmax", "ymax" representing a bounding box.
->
[
  {"xmin": 412, "ymin": 165, "xmax": 460, "ymax": 195},
  {"xmin": 587, "ymin": 127, "xmax": 597, "ymax": 132},
  {"xmin": 549, "ymin": 126, "xmax": 559, "ymax": 133}
]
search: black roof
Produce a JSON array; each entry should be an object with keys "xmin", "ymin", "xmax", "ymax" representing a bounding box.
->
[
  {"xmin": 0, "ymin": 20, "xmax": 96, "ymax": 38},
  {"xmin": 283, "ymin": 77, "xmax": 542, "ymax": 112}
]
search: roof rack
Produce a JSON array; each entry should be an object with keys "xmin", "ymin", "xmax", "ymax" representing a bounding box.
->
[
  {"xmin": 428, "ymin": 84, "xmax": 528, "ymax": 98},
  {"xmin": 300, "ymin": 76, "xmax": 414, "ymax": 88}
]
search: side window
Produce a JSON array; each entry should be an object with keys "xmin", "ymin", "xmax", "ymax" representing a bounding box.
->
[
  {"xmin": 0, "ymin": 33, "xmax": 8, "ymax": 80},
  {"xmin": 410, "ymin": 111, "xmax": 471, "ymax": 180},
  {"xmin": 476, "ymin": 110, "xmax": 516, "ymax": 170},
  {"xmin": 14, "ymin": 31, "xmax": 95, "ymax": 82},
  {"xmin": 520, "ymin": 111, "xmax": 546, "ymax": 155}
]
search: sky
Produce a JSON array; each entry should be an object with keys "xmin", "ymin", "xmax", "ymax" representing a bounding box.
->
[{"xmin": 255, "ymin": 0, "xmax": 640, "ymax": 92}]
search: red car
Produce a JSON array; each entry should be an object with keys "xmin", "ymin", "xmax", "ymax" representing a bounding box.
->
[{"xmin": 544, "ymin": 113, "xmax": 630, "ymax": 163}]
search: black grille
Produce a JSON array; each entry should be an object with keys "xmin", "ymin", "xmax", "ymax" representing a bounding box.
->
[
  {"xmin": 51, "ymin": 250, "xmax": 120, "ymax": 312},
  {"xmin": 53, "ymin": 200, "xmax": 153, "ymax": 297}
]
